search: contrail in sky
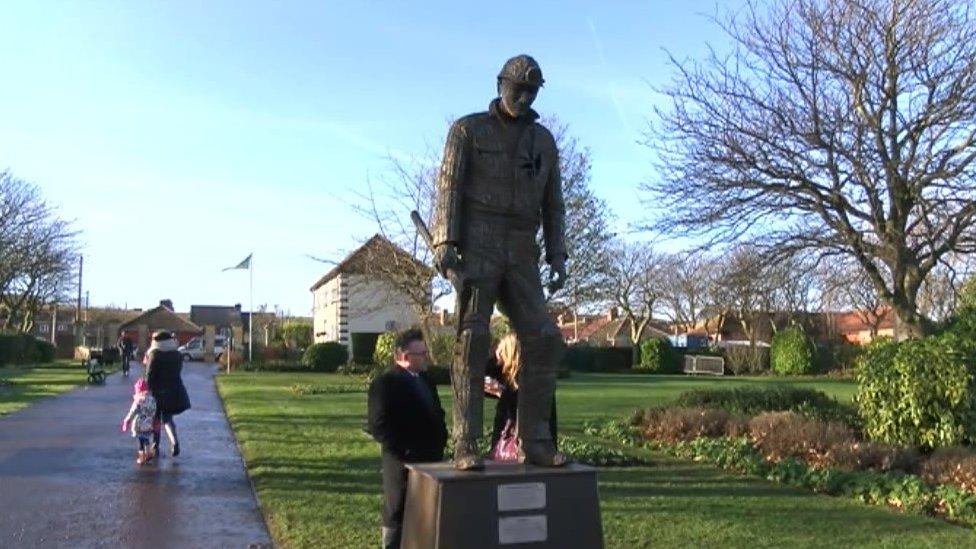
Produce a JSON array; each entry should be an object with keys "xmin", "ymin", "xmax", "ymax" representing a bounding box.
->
[{"xmin": 587, "ymin": 16, "xmax": 632, "ymax": 134}]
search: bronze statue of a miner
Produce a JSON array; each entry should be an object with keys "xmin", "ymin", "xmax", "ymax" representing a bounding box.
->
[{"xmin": 431, "ymin": 54, "xmax": 567, "ymax": 470}]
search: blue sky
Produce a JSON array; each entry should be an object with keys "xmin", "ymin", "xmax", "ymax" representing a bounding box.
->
[{"xmin": 0, "ymin": 1, "xmax": 736, "ymax": 315}]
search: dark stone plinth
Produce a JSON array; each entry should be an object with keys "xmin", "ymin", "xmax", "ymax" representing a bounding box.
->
[{"xmin": 402, "ymin": 461, "xmax": 603, "ymax": 549}]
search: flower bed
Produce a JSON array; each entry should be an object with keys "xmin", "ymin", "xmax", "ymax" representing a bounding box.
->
[{"xmin": 582, "ymin": 387, "xmax": 976, "ymax": 529}]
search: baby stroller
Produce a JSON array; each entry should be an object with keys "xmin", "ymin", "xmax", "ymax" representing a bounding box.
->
[{"xmin": 84, "ymin": 349, "xmax": 106, "ymax": 384}]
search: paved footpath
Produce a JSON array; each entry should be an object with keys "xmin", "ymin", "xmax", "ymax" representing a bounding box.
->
[{"xmin": 0, "ymin": 362, "xmax": 272, "ymax": 548}]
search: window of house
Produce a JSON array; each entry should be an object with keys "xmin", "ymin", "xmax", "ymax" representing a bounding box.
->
[{"xmin": 40, "ymin": 324, "xmax": 50, "ymax": 333}]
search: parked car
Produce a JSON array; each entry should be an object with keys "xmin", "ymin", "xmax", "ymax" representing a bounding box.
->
[{"xmin": 178, "ymin": 336, "xmax": 227, "ymax": 362}]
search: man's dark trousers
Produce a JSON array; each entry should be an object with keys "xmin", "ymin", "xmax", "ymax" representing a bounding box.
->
[{"xmin": 368, "ymin": 368, "xmax": 448, "ymax": 549}]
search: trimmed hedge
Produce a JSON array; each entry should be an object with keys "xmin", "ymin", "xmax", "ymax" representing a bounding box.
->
[
  {"xmin": 562, "ymin": 345, "xmax": 632, "ymax": 373},
  {"xmin": 0, "ymin": 333, "xmax": 56, "ymax": 365},
  {"xmin": 856, "ymin": 333, "xmax": 976, "ymax": 450},
  {"xmin": 35, "ymin": 339, "xmax": 56, "ymax": 363},
  {"xmin": 635, "ymin": 338, "xmax": 679, "ymax": 373},
  {"xmin": 770, "ymin": 326, "xmax": 816, "ymax": 375},
  {"xmin": 300, "ymin": 342, "xmax": 349, "ymax": 372},
  {"xmin": 674, "ymin": 386, "xmax": 860, "ymax": 428},
  {"xmin": 815, "ymin": 339, "xmax": 863, "ymax": 374}
]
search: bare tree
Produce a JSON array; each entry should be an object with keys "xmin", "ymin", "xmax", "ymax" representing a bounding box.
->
[
  {"xmin": 345, "ymin": 116, "xmax": 614, "ymax": 333},
  {"xmin": 917, "ymin": 253, "xmax": 976, "ymax": 322},
  {"xmin": 822, "ymin": 258, "xmax": 889, "ymax": 337},
  {"xmin": 644, "ymin": 0, "xmax": 976, "ymax": 339},
  {"xmin": 0, "ymin": 171, "xmax": 78, "ymax": 331},
  {"xmin": 605, "ymin": 240, "xmax": 663, "ymax": 357},
  {"xmin": 710, "ymin": 246, "xmax": 771, "ymax": 345},
  {"xmin": 657, "ymin": 252, "xmax": 713, "ymax": 336},
  {"xmin": 763, "ymin": 254, "xmax": 825, "ymax": 331},
  {"xmin": 342, "ymin": 152, "xmax": 447, "ymax": 334},
  {"xmin": 538, "ymin": 118, "xmax": 616, "ymax": 313}
]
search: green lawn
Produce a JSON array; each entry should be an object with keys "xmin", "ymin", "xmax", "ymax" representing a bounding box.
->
[
  {"xmin": 0, "ymin": 360, "xmax": 94, "ymax": 416},
  {"xmin": 216, "ymin": 372, "xmax": 976, "ymax": 548}
]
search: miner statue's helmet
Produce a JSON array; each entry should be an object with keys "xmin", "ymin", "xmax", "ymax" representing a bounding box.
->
[{"xmin": 497, "ymin": 54, "xmax": 545, "ymax": 88}]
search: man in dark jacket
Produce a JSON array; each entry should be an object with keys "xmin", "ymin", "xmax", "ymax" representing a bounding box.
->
[{"xmin": 367, "ymin": 328, "xmax": 448, "ymax": 549}]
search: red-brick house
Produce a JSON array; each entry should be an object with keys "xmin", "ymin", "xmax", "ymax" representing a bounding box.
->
[{"xmin": 118, "ymin": 301, "xmax": 203, "ymax": 354}]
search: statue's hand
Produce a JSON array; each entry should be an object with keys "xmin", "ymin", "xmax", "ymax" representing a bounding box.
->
[
  {"xmin": 547, "ymin": 256, "xmax": 567, "ymax": 293},
  {"xmin": 434, "ymin": 244, "xmax": 460, "ymax": 277}
]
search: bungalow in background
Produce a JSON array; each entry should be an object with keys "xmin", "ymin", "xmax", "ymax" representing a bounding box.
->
[{"xmin": 118, "ymin": 300, "xmax": 203, "ymax": 354}]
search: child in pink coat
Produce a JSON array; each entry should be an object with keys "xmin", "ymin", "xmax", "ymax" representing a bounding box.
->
[{"xmin": 121, "ymin": 378, "xmax": 158, "ymax": 465}]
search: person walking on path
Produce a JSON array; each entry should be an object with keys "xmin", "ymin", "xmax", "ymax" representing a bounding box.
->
[
  {"xmin": 145, "ymin": 330, "xmax": 191, "ymax": 458},
  {"xmin": 367, "ymin": 328, "xmax": 448, "ymax": 549},
  {"xmin": 117, "ymin": 334, "xmax": 135, "ymax": 376},
  {"xmin": 121, "ymin": 377, "xmax": 158, "ymax": 465}
]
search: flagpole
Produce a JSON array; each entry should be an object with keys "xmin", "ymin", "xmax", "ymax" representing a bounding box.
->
[{"xmin": 249, "ymin": 254, "xmax": 254, "ymax": 363}]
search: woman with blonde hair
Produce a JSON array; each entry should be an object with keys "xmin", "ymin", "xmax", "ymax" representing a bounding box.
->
[{"xmin": 484, "ymin": 333, "xmax": 558, "ymax": 461}]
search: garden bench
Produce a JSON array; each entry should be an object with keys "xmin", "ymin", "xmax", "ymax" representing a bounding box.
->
[{"xmin": 683, "ymin": 355, "xmax": 725, "ymax": 376}]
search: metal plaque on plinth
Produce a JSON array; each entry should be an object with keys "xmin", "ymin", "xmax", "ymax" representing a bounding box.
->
[{"xmin": 401, "ymin": 461, "xmax": 603, "ymax": 549}]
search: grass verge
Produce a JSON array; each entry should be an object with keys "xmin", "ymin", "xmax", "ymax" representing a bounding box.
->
[
  {"xmin": 0, "ymin": 360, "xmax": 96, "ymax": 416},
  {"xmin": 217, "ymin": 372, "xmax": 976, "ymax": 548}
]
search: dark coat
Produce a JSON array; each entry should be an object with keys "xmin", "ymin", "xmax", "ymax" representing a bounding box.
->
[
  {"xmin": 146, "ymin": 349, "xmax": 191, "ymax": 415},
  {"xmin": 486, "ymin": 357, "xmax": 557, "ymax": 450},
  {"xmin": 367, "ymin": 367, "xmax": 448, "ymax": 462}
]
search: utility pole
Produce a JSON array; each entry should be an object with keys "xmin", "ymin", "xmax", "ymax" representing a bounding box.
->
[
  {"xmin": 75, "ymin": 255, "xmax": 83, "ymax": 346},
  {"xmin": 84, "ymin": 291, "xmax": 90, "ymax": 346}
]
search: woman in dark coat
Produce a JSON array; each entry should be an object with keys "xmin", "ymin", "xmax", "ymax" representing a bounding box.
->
[
  {"xmin": 484, "ymin": 334, "xmax": 558, "ymax": 459},
  {"xmin": 145, "ymin": 330, "xmax": 191, "ymax": 457}
]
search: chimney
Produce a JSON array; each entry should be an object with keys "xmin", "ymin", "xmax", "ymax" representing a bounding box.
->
[
  {"xmin": 159, "ymin": 299, "xmax": 174, "ymax": 312},
  {"xmin": 607, "ymin": 307, "xmax": 618, "ymax": 321},
  {"xmin": 234, "ymin": 303, "xmax": 242, "ymax": 312}
]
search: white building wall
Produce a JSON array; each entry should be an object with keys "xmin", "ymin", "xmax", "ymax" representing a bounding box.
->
[
  {"xmin": 312, "ymin": 273, "xmax": 421, "ymax": 357},
  {"xmin": 345, "ymin": 274, "xmax": 418, "ymax": 337},
  {"xmin": 312, "ymin": 277, "xmax": 342, "ymax": 344}
]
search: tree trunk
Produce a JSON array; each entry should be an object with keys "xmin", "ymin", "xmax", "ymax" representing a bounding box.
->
[{"xmin": 892, "ymin": 309, "xmax": 927, "ymax": 341}]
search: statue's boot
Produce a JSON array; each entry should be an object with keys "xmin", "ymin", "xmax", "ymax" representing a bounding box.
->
[
  {"xmin": 519, "ymin": 439, "xmax": 567, "ymax": 467},
  {"xmin": 453, "ymin": 439, "xmax": 484, "ymax": 470},
  {"xmin": 516, "ymin": 333, "xmax": 567, "ymax": 467},
  {"xmin": 451, "ymin": 324, "xmax": 490, "ymax": 471}
]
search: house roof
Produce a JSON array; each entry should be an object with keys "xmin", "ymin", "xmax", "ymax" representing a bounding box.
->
[
  {"xmin": 190, "ymin": 305, "xmax": 242, "ymax": 327},
  {"xmin": 309, "ymin": 234, "xmax": 434, "ymax": 291},
  {"xmin": 833, "ymin": 308, "xmax": 895, "ymax": 333},
  {"xmin": 119, "ymin": 306, "xmax": 203, "ymax": 333}
]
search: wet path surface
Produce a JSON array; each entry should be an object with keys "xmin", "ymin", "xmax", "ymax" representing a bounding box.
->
[{"xmin": 0, "ymin": 362, "xmax": 271, "ymax": 548}]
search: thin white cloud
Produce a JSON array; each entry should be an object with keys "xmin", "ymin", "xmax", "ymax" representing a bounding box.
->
[{"xmin": 587, "ymin": 16, "xmax": 631, "ymax": 133}]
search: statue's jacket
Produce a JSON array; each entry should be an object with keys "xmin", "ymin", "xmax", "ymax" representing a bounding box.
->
[{"xmin": 432, "ymin": 99, "xmax": 566, "ymax": 264}]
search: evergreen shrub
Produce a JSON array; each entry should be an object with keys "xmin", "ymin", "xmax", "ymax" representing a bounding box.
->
[
  {"xmin": 0, "ymin": 333, "xmax": 46, "ymax": 365},
  {"xmin": 856, "ymin": 333, "xmax": 976, "ymax": 449},
  {"xmin": 373, "ymin": 332, "xmax": 396, "ymax": 368},
  {"xmin": 636, "ymin": 338, "xmax": 679, "ymax": 373},
  {"xmin": 770, "ymin": 326, "xmax": 816, "ymax": 375},
  {"xmin": 301, "ymin": 342, "xmax": 349, "ymax": 372}
]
